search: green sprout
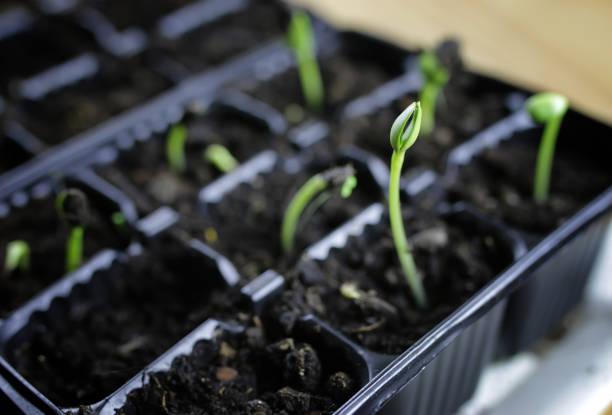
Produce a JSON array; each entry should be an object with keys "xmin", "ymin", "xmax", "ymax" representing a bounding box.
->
[
  {"xmin": 287, "ymin": 11, "xmax": 324, "ymax": 112},
  {"xmin": 418, "ymin": 52, "xmax": 449, "ymax": 135},
  {"xmin": 204, "ymin": 144, "xmax": 239, "ymax": 174},
  {"xmin": 57, "ymin": 189, "xmax": 89, "ymax": 273},
  {"xmin": 281, "ymin": 165, "xmax": 357, "ymax": 254},
  {"xmin": 111, "ymin": 211, "xmax": 126, "ymax": 228},
  {"xmin": 4, "ymin": 240, "xmax": 30, "ymax": 274},
  {"xmin": 525, "ymin": 92, "xmax": 569, "ymax": 203},
  {"xmin": 389, "ymin": 101, "xmax": 427, "ymax": 307},
  {"xmin": 166, "ymin": 123, "xmax": 188, "ymax": 174}
]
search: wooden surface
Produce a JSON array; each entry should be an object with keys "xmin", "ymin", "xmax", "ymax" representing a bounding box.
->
[{"xmin": 290, "ymin": 0, "xmax": 612, "ymax": 123}]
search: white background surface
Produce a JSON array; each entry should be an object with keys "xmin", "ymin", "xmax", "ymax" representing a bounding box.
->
[{"xmin": 460, "ymin": 222, "xmax": 612, "ymax": 415}]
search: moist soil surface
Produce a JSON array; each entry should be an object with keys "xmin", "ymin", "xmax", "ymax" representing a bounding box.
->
[
  {"xmin": 189, "ymin": 158, "xmax": 383, "ymax": 280},
  {"xmin": 153, "ymin": 0, "xmax": 288, "ymax": 77},
  {"xmin": 97, "ymin": 110, "xmax": 282, "ymax": 216},
  {"xmin": 448, "ymin": 132, "xmax": 612, "ymax": 244},
  {"xmin": 0, "ymin": 17, "xmax": 95, "ymax": 95},
  {"xmin": 268, "ymin": 207, "xmax": 513, "ymax": 354},
  {"xmin": 239, "ymin": 51, "xmax": 404, "ymax": 125},
  {"xmin": 8, "ymin": 236, "xmax": 244, "ymax": 406},
  {"xmin": 0, "ymin": 194, "xmax": 129, "ymax": 317},
  {"xmin": 17, "ymin": 57, "xmax": 170, "ymax": 145},
  {"xmin": 117, "ymin": 324, "xmax": 356, "ymax": 415}
]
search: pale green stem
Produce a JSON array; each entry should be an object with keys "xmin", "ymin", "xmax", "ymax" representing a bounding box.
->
[
  {"xmin": 281, "ymin": 174, "xmax": 327, "ymax": 254},
  {"xmin": 66, "ymin": 226, "xmax": 84, "ymax": 273},
  {"xmin": 296, "ymin": 50, "xmax": 324, "ymax": 112},
  {"xmin": 420, "ymin": 82, "xmax": 441, "ymax": 135},
  {"xmin": 533, "ymin": 115, "xmax": 562, "ymax": 203},
  {"xmin": 389, "ymin": 151, "xmax": 427, "ymax": 307}
]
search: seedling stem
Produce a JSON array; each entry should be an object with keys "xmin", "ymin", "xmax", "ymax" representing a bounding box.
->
[
  {"xmin": 281, "ymin": 165, "xmax": 356, "ymax": 254},
  {"xmin": 166, "ymin": 124, "xmax": 188, "ymax": 174},
  {"xmin": 287, "ymin": 11, "xmax": 324, "ymax": 112},
  {"xmin": 389, "ymin": 102, "xmax": 427, "ymax": 307},
  {"xmin": 419, "ymin": 52, "xmax": 449, "ymax": 135},
  {"xmin": 525, "ymin": 92, "xmax": 569, "ymax": 203}
]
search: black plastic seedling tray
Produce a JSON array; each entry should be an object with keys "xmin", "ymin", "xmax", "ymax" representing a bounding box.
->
[{"xmin": 0, "ymin": 0, "xmax": 610, "ymax": 414}]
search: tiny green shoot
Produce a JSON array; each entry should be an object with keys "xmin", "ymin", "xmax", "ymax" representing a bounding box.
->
[
  {"xmin": 57, "ymin": 189, "xmax": 89, "ymax": 273},
  {"xmin": 111, "ymin": 211, "xmax": 126, "ymax": 228},
  {"xmin": 281, "ymin": 165, "xmax": 357, "ymax": 254},
  {"xmin": 4, "ymin": 240, "xmax": 30, "ymax": 274},
  {"xmin": 525, "ymin": 92, "xmax": 569, "ymax": 203},
  {"xmin": 66, "ymin": 226, "xmax": 84, "ymax": 273},
  {"xmin": 389, "ymin": 101, "xmax": 427, "ymax": 307},
  {"xmin": 204, "ymin": 144, "xmax": 239, "ymax": 174},
  {"xmin": 287, "ymin": 11, "xmax": 324, "ymax": 112},
  {"xmin": 166, "ymin": 123, "xmax": 188, "ymax": 175},
  {"xmin": 418, "ymin": 52, "xmax": 449, "ymax": 135}
]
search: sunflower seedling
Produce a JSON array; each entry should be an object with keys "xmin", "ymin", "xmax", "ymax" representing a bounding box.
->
[
  {"xmin": 525, "ymin": 92, "xmax": 569, "ymax": 203},
  {"xmin": 281, "ymin": 164, "xmax": 357, "ymax": 254},
  {"xmin": 204, "ymin": 144, "xmax": 239, "ymax": 174},
  {"xmin": 419, "ymin": 52, "xmax": 449, "ymax": 135},
  {"xmin": 166, "ymin": 123, "xmax": 188, "ymax": 174},
  {"xmin": 287, "ymin": 10, "xmax": 324, "ymax": 112},
  {"xmin": 4, "ymin": 240, "xmax": 30, "ymax": 275},
  {"xmin": 57, "ymin": 189, "xmax": 90, "ymax": 273},
  {"xmin": 389, "ymin": 101, "xmax": 427, "ymax": 307}
]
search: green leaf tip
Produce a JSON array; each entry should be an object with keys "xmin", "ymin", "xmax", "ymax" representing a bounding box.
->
[
  {"xmin": 111, "ymin": 211, "xmax": 126, "ymax": 227},
  {"xmin": 204, "ymin": 144, "xmax": 239, "ymax": 174},
  {"xmin": 419, "ymin": 52, "xmax": 449, "ymax": 85},
  {"xmin": 390, "ymin": 101, "xmax": 422, "ymax": 153},
  {"xmin": 341, "ymin": 175, "xmax": 357, "ymax": 198},
  {"xmin": 166, "ymin": 123, "xmax": 188, "ymax": 174},
  {"xmin": 525, "ymin": 92, "xmax": 569, "ymax": 124},
  {"xmin": 4, "ymin": 240, "xmax": 30, "ymax": 274}
]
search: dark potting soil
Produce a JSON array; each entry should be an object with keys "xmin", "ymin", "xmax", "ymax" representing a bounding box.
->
[
  {"xmin": 240, "ymin": 52, "xmax": 404, "ymax": 125},
  {"xmin": 7, "ymin": 238, "xmax": 244, "ymax": 406},
  {"xmin": 97, "ymin": 110, "xmax": 282, "ymax": 216},
  {"xmin": 269, "ymin": 208, "xmax": 512, "ymax": 354},
  {"xmin": 83, "ymin": 0, "xmax": 192, "ymax": 31},
  {"xmin": 16, "ymin": 57, "xmax": 171, "ymax": 145},
  {"xmin": 448, "ymin": 133, "xmax": 612, "ymax": 243},
  {"xmin": 0, "ymin": 194, "xmax": 130, "ymax": 317},
  {"xmin": 154, "ymin": 0, "xmax": 288, "ymax": 76},
  {"xmin": 117, "ymin": 325, "xmax": 355, "ymax": 415},
  {"xmin": 0, "ymin": 17, "xmax": 95, "ymax": 95},
  {"xmin": 190, "ymin": 160, "xmax": 383, "ymax": 280}
]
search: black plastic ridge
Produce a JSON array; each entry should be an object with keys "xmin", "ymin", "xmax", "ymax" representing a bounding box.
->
[
  {"xmin": 333, "ymin": 186, "xmax": 612, "ymax": 414},
  {"xmin": 156, "ymin": 0, "xmax": 248, "ymax": 40}
]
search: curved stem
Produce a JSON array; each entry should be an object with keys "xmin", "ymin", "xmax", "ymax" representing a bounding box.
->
[
  {"xmin": 533, "ymin": 115, "xmax": 562, "ymax": 203},
  {"xmin": 281, "ymin": 174, "xmax": 327, "ymax": 254},
  {"xmin": 389, "ymin": 151, "xmax": 427, "ymax": 307},
  {"xmin": 66, "ymin": 226, "xmax": 84, "ymax": 273}
]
